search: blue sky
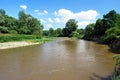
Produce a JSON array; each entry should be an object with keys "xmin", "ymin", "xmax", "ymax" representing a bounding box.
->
[{"xmin": 0, "ymin": 0, "xmax": 120, "ymax": 30}]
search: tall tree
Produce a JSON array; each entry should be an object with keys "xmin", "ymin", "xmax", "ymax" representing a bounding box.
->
[
  {"xmin": 55, "ymin": 28, "xmax": 62, "ymax": 37},
  {"xmin": 49, "ymin": 28, "xmax": 55, "ymax": 37},
  {"xmin": 84, "ymin": 23, "xmax": 95, "ymax": 40},
  {"xmin": 18, "ymin": 11, "xmax": 43, "ymax": 35},
  {"xmin": 64, "ymin": 19, "xmax": 78, "ymax": 37},
  {"xmin": 94, "ymin": 19, "xmax": 104, "ymax": 36},
  {"xmin": 0, "ymin": 9, "xmax": 6, "ymax": 15}
]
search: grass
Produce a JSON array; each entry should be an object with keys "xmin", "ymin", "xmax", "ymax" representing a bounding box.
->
[{"xmin": 0, "ymin": 34, "xmax": 53, "ymax": 43}]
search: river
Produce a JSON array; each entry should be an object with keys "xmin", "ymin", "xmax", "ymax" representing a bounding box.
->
[{"xmin": 0, "ymin": 38, "xmax": 115, "ymax": 80}]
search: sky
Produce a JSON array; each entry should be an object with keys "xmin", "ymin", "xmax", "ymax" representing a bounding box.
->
[{"xmin": 0, "ymin": 0, "xmax": 120, "ymax": 30}]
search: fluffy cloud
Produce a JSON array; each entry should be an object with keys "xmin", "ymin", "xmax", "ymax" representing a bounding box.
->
[
  {"xmin": 44, "ymin": 10, "xmax": 48, "ymax": 14},
  {"xmin": 46, "ymin": 24, "xmax": 53, "ymax": 28},
  {"xmin": 77, "ymin": 21, "xmax": 91, "ymax": 28},
  {"xmin": 36, "ymin": 9, "xmax": 99, "ymax": 29},
  {"xmin": 48, "ymin": 18, "xmax": 53, "ymax": 23},
  {"xmin": 35, "ymin": 10, "xmax": 48, "ymax": 15},
  {"xmin": 54, "ymin": 9, "xmax": 99, "ymax": 28},
  {"xmin": 34, "ymin": 10, "xmax": 39, "ymax": 12},
  {"xmin": 54, "ymin": 18, "xmax": 60, "ymax": 23},
  {"xmin": 20, "ymin": 5, "xmax": 27, "ymax": 10},
  {"xmin": 39, "ymin": 19, "xmax": 47, "ymax": 23},
  {"xmin": 54, "ymin": 9, "xmax": 99, "ymax": 21}
]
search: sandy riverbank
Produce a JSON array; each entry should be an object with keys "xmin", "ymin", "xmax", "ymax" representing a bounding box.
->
[{"xmin": 0, "ymin": 42, "xmax": 39, "ymax": 49}]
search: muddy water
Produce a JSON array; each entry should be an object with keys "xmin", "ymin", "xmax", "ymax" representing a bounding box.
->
[{"xmin": 0, "ymin": 38, "xmax": 115, "ymax": 80}]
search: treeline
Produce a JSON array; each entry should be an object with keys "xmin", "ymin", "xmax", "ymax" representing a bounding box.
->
[
  {"xmin": 0, "ymin": 9, "xmax": 43, "ymax": 35},
  {"xmin": 83, "ymin": 10, "xmax": 120, "ymax": 53},
  {"xmin": 43, "ymin": 19, "xmax": 84, "ymax": 38},
  {"xmin": 44, "ymin": 10, "xmax": 120, "ymax": 53}
]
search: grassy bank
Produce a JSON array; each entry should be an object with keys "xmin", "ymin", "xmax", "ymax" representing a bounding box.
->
[{"xmin": 0, "ymin": 34, "xmax": 53, "ymax": 43}]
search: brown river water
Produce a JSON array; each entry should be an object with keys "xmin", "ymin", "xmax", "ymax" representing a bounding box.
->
[{"xmin": 0, "ymin": 38, "xmax": 116, "ymax": 80}]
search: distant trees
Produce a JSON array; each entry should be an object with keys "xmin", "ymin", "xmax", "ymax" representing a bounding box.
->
[
  {"xmin": 62, "ymin": 19, "xmax": 78, "ymax": 37},
  {"xmin": 0, "ymin": 9, "xmax": 5, "ymax": 15},
  {"xmin": 55, "ymin": 28, "xmax": 62, "ymax": 37},
  {"xmin": 84, "ymin": 23, "xmax": 95, "ymax": 40},
  {"xmin": 0, "ymin": 9, "xmax": 43, "ymax": 35}
]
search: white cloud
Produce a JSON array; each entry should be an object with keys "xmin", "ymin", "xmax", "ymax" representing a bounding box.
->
[
  {"xmin": 54, "ymin": 11, "xmax": 57, "ymax": 15},
  {"xmin": 55, "ymin": 9, "xmax": 99, "ymax": 22},
  {"xmin": 77, "ymin": 21, "xmax": 91, "ymax": 29},
  {"xmin": 48, "ymin": 18, "xmax": 53, "ymax": 23},
  {"xmin": 46, "ymin": 24, "xmax": 53, "ymax": 28},
  {"xmin": 54, "ymin": 18, "xmax": 60, "ymax": 23},
  {"xmin": 44, "ymin": 10, "xmax": 48, "ymax": 14},
  {"xmin": 54, "ymin": 9, "xmax": 99, "ymax": 28},
  {"xmin": 39, "ymin": 19, "xmax": 47, "ymax": 23},
  {"xmin": 20, "ymin": 5, "xmax": 27, "ymax": 10},
  {"xmin": 34, "ymin": 10, "xmax": 39, "ymax": 12},
  {"xmin": 35, "ymin": 10, "xmax": 48, "ymax": 16}
]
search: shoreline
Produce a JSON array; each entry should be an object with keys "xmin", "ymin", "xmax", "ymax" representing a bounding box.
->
[{"xmin": 0, "ymin": 41, "xmax": 40, "ymax": 49}]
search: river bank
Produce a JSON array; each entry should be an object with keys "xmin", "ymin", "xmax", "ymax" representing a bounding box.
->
[
  {"xmin": 0, "ymin": 34, "xmax": 53, "ymax": 49},
  {"xmin": 0, "ymin": 41, "xmax": 40, "ymax": 49}
]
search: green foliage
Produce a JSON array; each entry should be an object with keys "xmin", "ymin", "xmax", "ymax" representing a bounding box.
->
[
  {"xmin": 0, "ymin": 34, "xmax": 42, "ymax": 42},
  {"xmin": 18, "ymin": 11, "xmax": 43, "ymax": 35},
  {"xmin": 43, "ymin": 30, "xmax": 49, "ymax": 36},
  {"xmin": 0, "ymin": 9, "xmax": 6, "ymax": 15},
  {"xmin": 0, "ymin": 26, "xmax": 8, "ymax": 33},
  {"xmin": 55, "ymin": 28, "xmax": 62, "ymax": 37},
  {"xmin": 84, "ymin": 23, "xmax": 95, "ymax": 40},
  {"xmin": 112, "ymin": 55, "xmax": 120, "ymax": 80},
  {"xmin": 0, "ymin": 9, "xmax": 43, "ymax": 35},
  {"xmin": 102, "ymin": 27, "xmax": 120, "ymax": 44},
  {"xmin": 72, "ymin": 31, "xmax": 79, "ymax": 37},
  {"xmin": 48, "ymin": 28, "xmax": 55, "ymax": 37},
  {"xmin": 94, "ymin": 19, "xmax": 104, "ymax": 36},
  {"xmin": 62, "ymin": 28, "xmax": 70, "ymax": 37},
  {"xmin": 63, "ymin": 19, "xmax": 78, "ymax": 37},
  {"xmin": 72, "ymin": 29, "xmax": 84, "ymax": 39}
]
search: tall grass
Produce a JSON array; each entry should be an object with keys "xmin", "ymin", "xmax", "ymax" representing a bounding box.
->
[{"xmin": 0, "ymin": 34, "xmax": 51, "ymax": 43}]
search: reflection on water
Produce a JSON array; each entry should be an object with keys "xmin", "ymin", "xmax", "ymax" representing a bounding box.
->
[{"xmin": 0, "ymin": 38, "xmax": 115, "ymax": 80}]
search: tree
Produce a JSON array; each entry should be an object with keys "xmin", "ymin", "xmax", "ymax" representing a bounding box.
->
[
  {"xmin": 0, "ymin": 9, "xmax": 17, "ymax": 33},
  {"xmin": 103, "ymin": 10, "xmax": 118, "ymax": 28},
  {"xmin": 64, "ymin": 19, "xmax": 78, "ymax": 37},
  {"xmin": 49, "ymin": 28, "xmax": 55, "ymax": 37},
  {"xmin": 18, "ymin": 11, "xmax": 43, "ymax": 35},
  {"xmin": 62, "ymin": 28, "xmax": 70, "ymax": 37},
  {"xmin": 102, "ymin": 27, "xmax": 120, "ymax": 44},
  {"xmin": 94, "ymin": 19, "xmax": 104, "ymax": 36},
  {"xmin": 43, "ymin": 30, "xmax": 49, "ymax": 36},
  {"xmin": 84, "ymin": 23, "xmax": 95, "ymax": 40},
  {"xmin": 55, "ymin": 28, "xmax": 62, "ymax": 37},
  {"xmin": 0, "ymin": 9, "xmax": 6, "ymax": 15}
]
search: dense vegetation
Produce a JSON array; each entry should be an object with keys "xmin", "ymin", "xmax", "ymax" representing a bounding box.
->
[
  {"xmin": 0, "ymin": 34, "xmax": 52, "ymax": 43},
  {"xmin": 0, "ymin": 9, "xmax": 43, "ymax": 35},
  {"xmin": 83, "ymin": 10, "xmax": 120, "ymax": 53},
  {"xmin": 0, "ymin": 9, "xmax": 51, "ymax": 43},
  {"xmin": 112, "ymin": 55, "xmax": 120, "ymax": 80}
]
